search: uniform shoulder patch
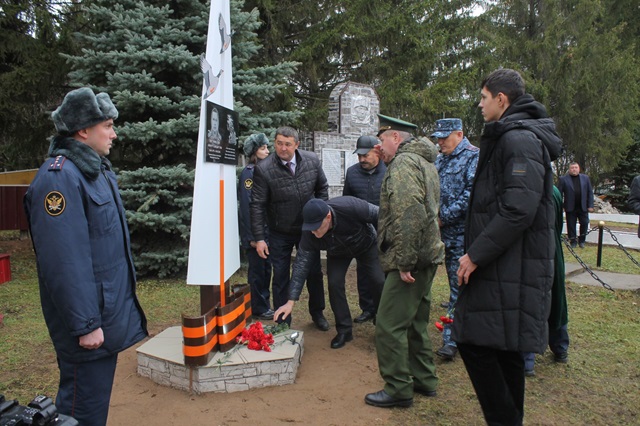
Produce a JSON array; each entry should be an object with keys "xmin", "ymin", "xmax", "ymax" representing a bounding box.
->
[
  {"xmin": 48, "ymin": 155, "xmax": 66, "ymax": 171},
  {"xmin": 244, "ymin": 178, "xmax": 253, "ymax": 190},
  {"xmin": 44, "ymin": 191, "xmax": 66, "ymax": 216}
]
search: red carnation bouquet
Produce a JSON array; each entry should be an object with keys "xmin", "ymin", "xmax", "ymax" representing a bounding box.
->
[
  {"xmin": 435, "ymin": 315, "xmax": 453, "ymax": 332},
  {"xmin": 435, "ymin": 306, "xmax": 455, "ymax": 332},
  {"xmin": 237, "ymin": 322, "xmax": 275, "ymax": 352}
]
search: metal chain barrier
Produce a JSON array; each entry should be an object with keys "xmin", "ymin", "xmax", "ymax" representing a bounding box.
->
[
  {"xmin": 562, "ymin": 231, "xmax": 615, "ymax": 292},
  {"xmin": 602, "ymin": 226, "xmax": 640, "ymax": 269}
]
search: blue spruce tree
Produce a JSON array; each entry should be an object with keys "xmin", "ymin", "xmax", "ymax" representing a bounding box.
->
[{"xmin": 64, "ymin": 0, "xmax": 300, "ymax": 277}]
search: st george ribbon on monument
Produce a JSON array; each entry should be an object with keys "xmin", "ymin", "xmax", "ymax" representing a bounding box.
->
[
  {"xmin": 182, "ymin": 0, "xmax": 250, "ymax": 367},
  {"xmin": 136, "ymin": 1, "xmax": 303, "ymax": 392}
]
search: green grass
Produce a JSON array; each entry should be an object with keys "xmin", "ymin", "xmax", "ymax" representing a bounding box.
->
[
  {"xmin": 1, "ymin": 232, "xmax": 639, "ymax": 425},
  {"xmin": 396, "ymin": 272, "xmax": 640, "ymax": 426},
  {"xmin": 563, "ymin": 242, "xmax": 640, "ymax": 275}
]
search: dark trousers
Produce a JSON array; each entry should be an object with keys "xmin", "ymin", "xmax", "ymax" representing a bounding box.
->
[
  {"xmin": 269, "ymin": 231, "xmax": 325, "ymax": 325},
  {"xmin": 522, "ymin": 324, "xmax": 570, "ymax": 371},
  {"xmin": 566, "ymin": 210, "xmax": 589, "ymax": 244},
  {"xmin": 327, "ymin": 243, "xmax": 384, "ymax": 333},
  {"xmin": 355, "ymin": 262, "xmax": 375, "ymax": 314},
  {"xmin": 246, "ymin": 247, "xmax": 272, "ymax": 315},
  {"xmin": 458, "ymin": 343, "xmax": 525, "ymax": 426},
  {"xmin": 56, "ymin": 354, "xmax": 118, "ymax": 426},
  {"xmin": 549, "ymin": 323, "xmax": 570, "ymax": 355}
]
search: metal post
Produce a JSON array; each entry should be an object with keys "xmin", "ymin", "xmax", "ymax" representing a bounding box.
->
[{"xmin": 597, "ymin": 221, "xmax": 604, "ymax": 267}]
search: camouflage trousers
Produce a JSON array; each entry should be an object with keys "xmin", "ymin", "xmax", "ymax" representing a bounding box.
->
[{"xmin": 443, "ymin": 242, "xmax": 464, "ymax": 347}]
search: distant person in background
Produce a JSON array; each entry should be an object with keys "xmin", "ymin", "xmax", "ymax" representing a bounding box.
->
[
  {"xmin": 343, "ymin": 135, "xmax": 387, "ymax": 324},
  {"xmin": 238, "ymin": 133, "xmax": 273, "ymax": 320},
  {"xmin": 558, "ymin": 162, "xmax": 594, "ymax": 248},
  {"xmin": 431, "ymin": 118, "xmax": 478, "ymax": 361},
  {"xmin": 628, "ymin": 175, "xmax": 640, "ymax": 238},
  {"xmin": 522, "ymin": 186, "xmax": 570, "ymax": 376}
]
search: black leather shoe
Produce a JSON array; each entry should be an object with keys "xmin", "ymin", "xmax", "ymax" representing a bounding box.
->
[
  {"xmin": 330, "ymin": 331, "xmax": 353, "ymax": 349},
  {"xmin": 436, "ymin": 344, "xmax": 457, "ymax": 360},
  {"xmin": 364, "ymin": 390, "xmax": 412, "ymax": 408},
  {"xmin": 312, "ymin": 315, "xmax": 330, "ymax": 331},
  {"xmin": 413, "ymin": 386, "xmax": 437, "ymax": 397},
  {"xmin": 353, "ymin": 311, "xmax": 375, "ymax": 323},
  {"xmin": 525, "ymin": 369, "xmax": 536, "ymax": 377},
  {"xmin": 254, "ymin": 309, "xmax": 274, "ymax": 321},
  {"xmin": 554, "ymin": 352, "xmax": 568, "ymax": 363}
]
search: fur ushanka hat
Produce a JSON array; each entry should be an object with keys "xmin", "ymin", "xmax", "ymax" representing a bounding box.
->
[
  {"xmin": 52, "ymin": 87, "xmax": 119, "ymax": 135},
  {"xmin": 242, "ymin": 133, "xmax": 270, "ymax": 157}
]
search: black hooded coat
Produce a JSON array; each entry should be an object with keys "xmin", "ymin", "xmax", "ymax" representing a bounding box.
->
[{"xmin": 451, "ymin": 94, "xmax": 563, "ymax": 353}]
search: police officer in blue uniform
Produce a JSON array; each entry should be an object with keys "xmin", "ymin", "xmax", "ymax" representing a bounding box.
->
[
  {"xmin": 238, "ymin": 133, "xmax": 274, "ymax": 320},
  {"xmin": 432, "ymin": 118, "xmax": 478, "ymax": 361},
  {"xmin": 24, "ymin": 88, "xmax": 147, "ymax": 426}
]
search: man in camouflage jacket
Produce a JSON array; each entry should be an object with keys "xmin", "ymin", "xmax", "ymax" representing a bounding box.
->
[{"xmin": 365, "ymin": 114, "xmax": 445, "ymax": 409}]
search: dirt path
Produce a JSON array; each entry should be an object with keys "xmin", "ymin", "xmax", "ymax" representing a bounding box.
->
[{"xmin": 108, "ymin": 319, "xmax": 392, "ymax": 426}]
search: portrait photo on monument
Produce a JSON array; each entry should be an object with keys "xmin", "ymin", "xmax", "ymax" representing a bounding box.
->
[{"xmin": 204, "ymin": 101, "xmax": 238, "ymax": 165}]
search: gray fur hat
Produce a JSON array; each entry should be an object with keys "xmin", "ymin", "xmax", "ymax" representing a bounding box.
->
[
  {"xmin": 242, "ymin": 133, "xmax": 269, "ymax": 157},
  {"xmin": 52, "ymin": 87, "xmax": 119, "ymax": 135}
]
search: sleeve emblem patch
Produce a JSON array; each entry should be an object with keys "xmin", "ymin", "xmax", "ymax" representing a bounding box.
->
[
  {"xmin": 512, "ymin": 163, "xmax": 527, "ymax": 176},
  {"xmin": 44, "ymin": 191, "xmax": 66, "ymax": 216},
  {"xmin": 244, "ymin": 178, "xmax": 253, "ymax": 190}
]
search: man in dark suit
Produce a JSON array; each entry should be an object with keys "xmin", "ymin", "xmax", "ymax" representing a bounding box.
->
[{"xmin": 558, "ymin": 162, "xmax": 594, "ymax": 248}]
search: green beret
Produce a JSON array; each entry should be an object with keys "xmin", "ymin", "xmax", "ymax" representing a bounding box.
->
[
  {"xmin": 377, "ymin": 113, "xmax": 418, "ymax": 136},
  {"xmin": 242, "ymin": 133, "xmax": 270, "ymax": 157}
]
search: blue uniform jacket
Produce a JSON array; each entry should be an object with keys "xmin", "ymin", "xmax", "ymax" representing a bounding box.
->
[
  {"xmin": 238, "ymin": 163, "xmax": 268, "ymax": 248},
  {"xmin": 435, "ymin": 137, "xmax": 479, "ymax": 240},
  {"xmin": 24, "ymin": 136, "xmax": 147, "ymax": 363}
]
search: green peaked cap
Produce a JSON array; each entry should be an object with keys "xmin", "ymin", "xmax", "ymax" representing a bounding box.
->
[{"xmin": 377, "ymin": 113, "xmax": 418, "ymax": 136}]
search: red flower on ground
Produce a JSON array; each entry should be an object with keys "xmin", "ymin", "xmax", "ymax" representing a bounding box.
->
[{"xmin": 237, "ymin": 322, "xmax": 274, "ymax": 351}]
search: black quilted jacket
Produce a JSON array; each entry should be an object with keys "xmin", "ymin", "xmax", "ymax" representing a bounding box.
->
[{"xmin": 250, "ymin": 150, "xmax": 328, "ymax": 239}]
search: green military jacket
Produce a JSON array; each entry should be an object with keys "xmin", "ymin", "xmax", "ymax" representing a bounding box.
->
[{"xmin": 378, "ymin": 137, "xmax": 444, "ymax": 273}]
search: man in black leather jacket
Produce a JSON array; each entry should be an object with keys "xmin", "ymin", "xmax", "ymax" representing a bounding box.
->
[
  {"xmin": 273, "ymin": 196, "xmax": 384, "ymax": 349},
  {"xmin": 250, "ymin": 126, "xmax": 329, "ymax": 330}
]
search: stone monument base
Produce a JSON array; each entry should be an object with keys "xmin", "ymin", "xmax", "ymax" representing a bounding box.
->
[{"xmin": 136, "ymin": 326, "xmax": 304, "ymax": 394}]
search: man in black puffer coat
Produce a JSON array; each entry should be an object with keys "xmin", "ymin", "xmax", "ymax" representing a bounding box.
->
[
  {"xmin": 454, "ymin": 69, "xmax": 562, "ymax": 426},
  {"xmin": 250, "ymin": 126, "xmax": 329, "ymax": 330}
]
